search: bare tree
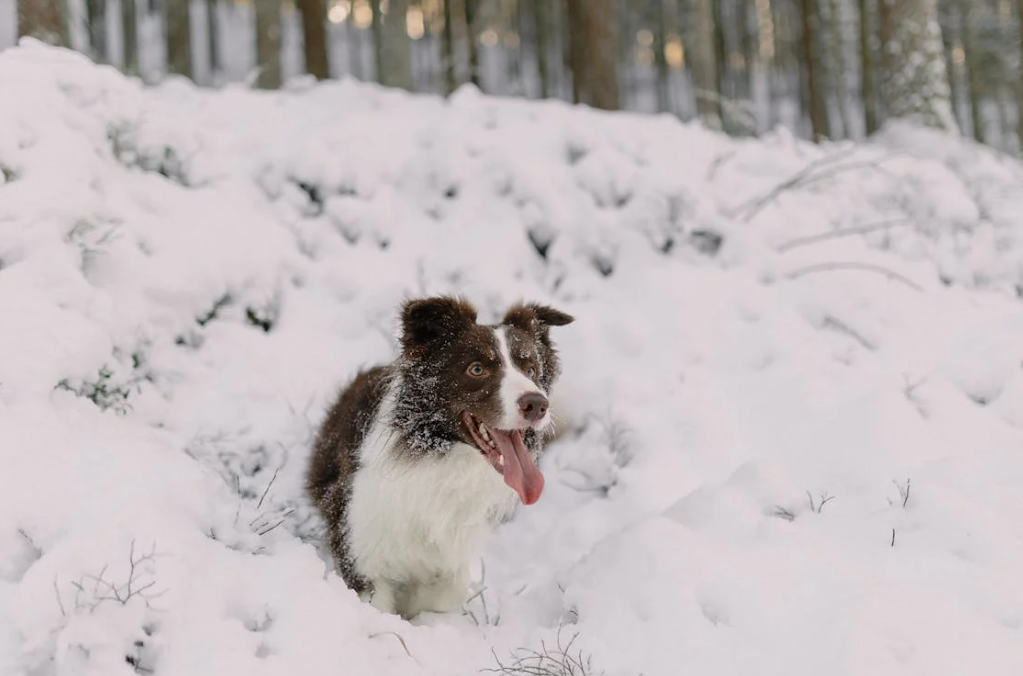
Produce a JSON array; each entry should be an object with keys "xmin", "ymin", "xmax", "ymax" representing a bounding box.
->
[
  {"xmin": 958, "ymin": 0, "xmax": 983, "ymax": 141},
  {"xmin": 370, "ymin": 0, "xmax": 383, "ymax": 82},
  {"xmin": 566, "ymin": 0, "xmax": 619, "ymax": 110},
  {"xmin": 532, "ymin": 0, "xmax": 550, "ymax": 98},
  {"xmin": 86, "ymin": 0, "xmax": 108, "ymax": 61},
  {"xmin": 799, "ymin": 0, "xmax": 828, "ymax": 140},
  {"xmin": 465, "ymin": 0, "xmax": 481, "ymax": 88},
  {"xmin": 859, "ymin": 0, "xmax": 879, "ymax": 134},
  {"xmin": 122, "ymin": 0, "xmax": 138, "ymax": 73},
  {"xmin": 297, "ymin": 0, "xmax": 329, "ymax": 79},
  {"xmin": 254, "ymin": 0, "xmax": 282, "ymax": 88},
  {"xmin": 877, "ymin": 0, "xmax": 958, "ymax": 132},
  {"xmin": 653, "ymin": 0, "xmax": 671, "ymax": 112},
  {"xmin": 442, "ymin": 0, "xmax": 457, "ymax": 93},
  {"xmin": 17, "ymin": 0, "xmax": 67, "ymax": 45},
  {"xmin": 1017, "ymin": 0, "xmax": 1023, "ymax": 150},
  {"xmin": 381, "ymin": 0, "xmax": 413, "ymax": 89},
  {"xmin": 207, "ymin": 0, "xmax": 219, "ymax": 77},
  {"xmin": 688, "ymin": 0, "xmax": 722, "ymax": 127},
  {"xmin": 828, "ymin": 0, "xmax": 851, "ymax": 137},
  {"xmin": 166, "ymin": 0, "xmax": 193, "ymax": 79},
  {"xmin": 711, "ymin": 0, "xmax": 728, "ymax": 101}
]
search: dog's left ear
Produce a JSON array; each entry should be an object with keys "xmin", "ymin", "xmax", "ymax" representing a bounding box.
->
[
  {"xmin": 503, "ymin": 303, "xmax": 574, "ymax": 336},
  {"xmin": 401, "ymin": 296, "xmax": 478, "ymax": 351}
]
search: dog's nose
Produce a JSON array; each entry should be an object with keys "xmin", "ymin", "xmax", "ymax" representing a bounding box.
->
[{"xmin": 518, "ymin": 392, "xmax": 549, "ymax": 422}]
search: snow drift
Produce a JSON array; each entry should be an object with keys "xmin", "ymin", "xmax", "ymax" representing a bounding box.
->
[{"xmin": 2, "ymin": 39, "xmax": 1023, "ymax": 676}]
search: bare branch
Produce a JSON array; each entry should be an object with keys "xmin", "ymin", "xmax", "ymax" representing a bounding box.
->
[
  {"xmin": 783, "ymin": 262, "xmax": 924, "ymax": 292},
  {"xmin": 257, "ymin": 468, "xmax": 280, "ymax": 510},
  {"xmin": 54, "ymin": 577, "xmax": 66, "ymax": 617},
  {"xmin": 777, "ymin": 219, "xmax": 913, "ymax": 252},
  {"xmin": 732, "ymin": 150, "xmax": 899, "ymax": 223}
]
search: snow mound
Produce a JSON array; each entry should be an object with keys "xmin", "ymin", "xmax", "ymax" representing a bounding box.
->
[{"xmin": 3, "ymin": 40, "xmax": 1023, "ymax": 676}]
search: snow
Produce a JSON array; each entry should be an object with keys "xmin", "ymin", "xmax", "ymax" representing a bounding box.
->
[{"xmin": 3, "ymin": 38, "xmax": 1023, "ymax": 676}]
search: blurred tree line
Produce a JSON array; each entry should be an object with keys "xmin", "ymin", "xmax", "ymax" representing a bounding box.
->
[{"xmin": 13, "ymin": 0, "xmax": 1023, "ymax": 153}]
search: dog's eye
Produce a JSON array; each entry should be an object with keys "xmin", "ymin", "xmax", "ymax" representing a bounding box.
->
[
  {"xmin": 467, "ymin": 362, "xmax": 487, "ymax": 377},
  {"xmin": 526, "ymin": 366, "xmax": 536, "ymax": 378}
]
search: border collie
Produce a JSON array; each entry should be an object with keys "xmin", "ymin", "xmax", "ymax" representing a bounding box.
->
[{"xmin": 306, "ymin": 296, "xmax": 573, "ymax": 619}]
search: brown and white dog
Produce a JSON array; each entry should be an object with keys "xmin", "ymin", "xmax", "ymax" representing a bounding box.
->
[{"xmin": 306, "ymin": 296, "xmax": 573, "ymax": 619}]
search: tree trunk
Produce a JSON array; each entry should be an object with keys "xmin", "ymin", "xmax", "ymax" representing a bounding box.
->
[
  {"xmin": 533, "ymin": 0, "xmax": 550, "ymax": 98},
  {"xmin": 653, "ymin": 0, "xmax": 670, "ymax": 112},
  {"xmin": 465, "ymin": 0, "xmax": 481, "ymax": 88},
  {"xmin": 877, "ymin": 0, "xmax": 958, "ymax": 133},
  {"xmin": 86, "ymin": 0, "xmax": 108, "ymax": 61},
  {"xmin": 17, "ymin": 0, "xmax": 67, "ymax": 45},
  {"xmin": 799, "ymin": 0, "xmax": 828, "ymax": 140},
  {"xmin": 379, "ymin": 0, "xmax": 412, "ymax": 88},
  {"xmin": 958, "ymin": 0, "xmax": 982, "ymax": 141},
  {"xmin": 566, "ymin": 0, "xmax": 584, "ymax": 104},
  {"xmin": 166, "ymin": 0, "xmax": 193, "ymax": 79},
  {"xmin": 858, "ymin": 0, "xmax": 878, "ymax": 134},
  {"xmin": 370, "ymin": 0, "xmax": 383, "ymax": 83},
  {"xmin": 828, "ymin": 0, "xmax": 851, "ymax": 137},
  {"xmin": 690, "ymin": 0, "xmax": 721, "ymax": 127},
  {"xmin": 297, "ymin": 0, "xmax": 329, "ymax": 79},
  {"xmin": 122, "ymin": 0, "xmax": 138, "ymax": 73},
  {"xmin": 937, "ymin": 0, "xmax": 963, "ymax": 132},
  {"xmin": 206, "ymin": 0, "xmax": 219, "ymax": 76},
  {"xmin": 739, "ymin": 0, "xmax": 757, "ymax": 100},
  {"xmin": 565, "ymin": 0, "xmax": 618, "ymax": 110},
  {"xmin": 711, "ymin": 0, "xmax": 728, "ymax": 103},
  {"xmin": 441, "ymin": 0, "xmax": 457, "ymax": 93},
  {"xmin": 254, "ymin": 0, "xmax": 282, "ymax": 88},
  {"xmin": 1017, "ymin": 0, "xmax": 1023, "ymax": 151}
]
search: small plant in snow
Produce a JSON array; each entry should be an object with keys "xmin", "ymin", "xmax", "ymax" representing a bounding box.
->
[
  {"xmin": 55, "ymin": 540, "xmax": 165, "ymax": 616},
  {"xmin": 890, "ymin": 478, "xmax": 912, "ymax": 508},
  {"xmin": 484, "ymin": 627, "xmax": 605, "ymax": 676},
  {"xmin": 56, "ymin": 366, "xmax": 133, "ymax": 414},
  {"xmin": 807, "ymin": 490, "xmax": 836, "ymax": 514}
]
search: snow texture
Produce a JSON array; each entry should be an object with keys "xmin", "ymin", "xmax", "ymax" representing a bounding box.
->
[{"xmin": 3, "ymin": 39, "xmax": 1023, "ymax": 676}]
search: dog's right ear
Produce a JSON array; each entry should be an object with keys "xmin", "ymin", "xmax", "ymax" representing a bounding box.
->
[{"xmin": 401, "ymin": 296, "xmax": 478, "ymax": 351}]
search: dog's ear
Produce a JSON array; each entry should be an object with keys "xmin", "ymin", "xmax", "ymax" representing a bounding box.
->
[
  {"xmin": 401, "ymin": 296, "xmax": 478, "ymax": 351},
  {"xmin": 503, "ymin": 303, "xmax": 574, "ymax": 336}
]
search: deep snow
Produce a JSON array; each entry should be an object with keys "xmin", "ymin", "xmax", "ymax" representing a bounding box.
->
[{"xmin": 3, "ymin": 39, "xmax": 1023, "ymax": 676}]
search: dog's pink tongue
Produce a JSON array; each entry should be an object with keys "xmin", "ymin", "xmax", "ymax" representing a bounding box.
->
[{"xmin": 492, "ymin": 430, "xmax": 544, "ymax": 505}]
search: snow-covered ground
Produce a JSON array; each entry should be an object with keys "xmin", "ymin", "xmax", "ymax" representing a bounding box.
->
[{"xmin": 3, "ymin": 39, "xmax": 1023, "ymax": 676}]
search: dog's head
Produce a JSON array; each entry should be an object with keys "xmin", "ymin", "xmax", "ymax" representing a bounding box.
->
[{"xmin": 393, "ymin": 296, "xmax": 573, "ymax": 505}]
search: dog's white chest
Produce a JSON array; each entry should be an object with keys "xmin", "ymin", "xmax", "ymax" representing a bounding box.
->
[{"xmin": 346, "ymin": 403, "xmax": 518, "ymax": 585}]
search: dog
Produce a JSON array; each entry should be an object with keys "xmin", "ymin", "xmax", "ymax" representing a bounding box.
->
[{"xmin": 306, "ymin": 296, "xmax": 573, "ymax": 619}]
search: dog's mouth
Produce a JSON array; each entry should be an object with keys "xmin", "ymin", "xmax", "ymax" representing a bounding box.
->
[{"xmin": 462, "ymin": 412, "xmax": 545, "ymax": 506}]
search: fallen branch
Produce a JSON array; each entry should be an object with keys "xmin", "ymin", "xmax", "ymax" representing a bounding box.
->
[
  {"xmin": 733, "ymin": 149, "xmax": 898, "ymax": 223},
  {"xmin": 777, "ymin": 218, "xmax": 913, "ymax": 253},
  {"xmin": 783, "ymin": 262, "xmax": 923, "ymax": 292}
]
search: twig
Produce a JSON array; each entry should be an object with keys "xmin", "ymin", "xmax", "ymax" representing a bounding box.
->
[
  {"xmin": 735, "ymin": 151, "xmax": 899, "ymax": 223},
  {"xmin": 54, "ymin": 577, "xmax": 66, "ymax": 617},
  {"xmin": 257, "ymin": 468, "xmax": 279, "ymax": 510},
  {"xmin": 732, "ymin": 147, "xmax": 858, "ymax": 221},
  {"xmin": 783, "ymin": 262, "xmax": 924, "ymax": 292},
  {"xmin": 821, "ymin": 316, "xmax": 876, "ymax": 351},
  {"xmin": 777, "ymin": 218, "xmax": 913, "ymax": 252},
  {"xmin": 891, "ymin": 528, "xmax": 896, "ymax": 547},
  {"xmin": 369, "ymin": 631, "xmax": 413, "ymax": 658},
  {"xmin": 893, "ymin": 478, "xmax": 911, "ymax": 508}
]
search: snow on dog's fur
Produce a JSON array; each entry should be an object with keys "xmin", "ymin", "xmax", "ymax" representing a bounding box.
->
[{"xmin": 306, "ymin": 296, "xmax": 573, "ymax": 618}]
